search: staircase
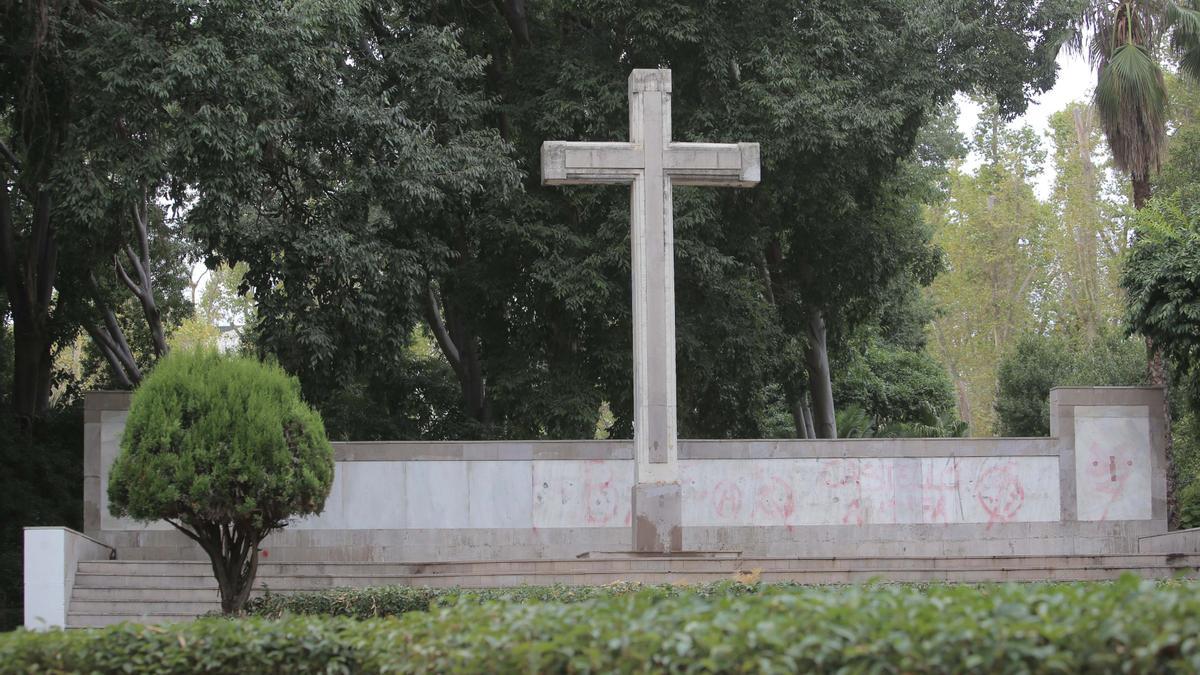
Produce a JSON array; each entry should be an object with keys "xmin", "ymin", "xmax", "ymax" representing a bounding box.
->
[{"xmin": 67, "ymin": 553, "xmax": 1200, "ymax": 628}]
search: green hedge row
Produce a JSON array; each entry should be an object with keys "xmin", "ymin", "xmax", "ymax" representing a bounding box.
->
[
  {"xmin": 245, "ymin": 581, "xmax": 758, "ymax": 619},
  {"xmin": 4, "ymin": 577, "xmax": 1200, "ymax": 673}
]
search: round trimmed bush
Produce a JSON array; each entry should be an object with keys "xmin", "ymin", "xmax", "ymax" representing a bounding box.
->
[{"xmin": 108, "ymin": 349, "xmax": 334, "ymax": 613}]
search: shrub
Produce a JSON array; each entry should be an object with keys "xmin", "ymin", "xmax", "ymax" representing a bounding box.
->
[
  {"xmin": 107, "ymin": 350, "xmax": 334, "ymax": 613},
  {"xmin": 1180, "ymin": 481, "xmax": 1200, "ymax": 530},
  {"xmin": 3, "ymin": 578, "xmax": 1200, "ymax": 672},
  {"xmin": 244, "ymin": 582, "xmax": 757, "ymax": 619}
]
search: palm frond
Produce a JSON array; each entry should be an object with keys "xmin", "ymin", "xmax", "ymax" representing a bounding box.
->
[
  {"xmin": 1093, "ymin": 42, "xmax": 1168, "ymax": 178},
  {"xmin": 1168, "ymin": 1, "xmax": 1200, "ymax": 80},
  {"xmin": 1181, "ymin": 44, "xmax": 1200, "ymax": 80},
  {"xmin": 1167, "ymin": 1, "xmax": 1200, "ymax": 43}
]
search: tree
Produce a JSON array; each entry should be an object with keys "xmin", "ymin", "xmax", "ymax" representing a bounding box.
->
[
  {"xmin": 176, "ymin": 0, "xmax": 522, "ymax": 435},
  {"xmin": 995, "ymin": 331, "xmax": 1147, "ymax": 436},
  {"xmin": 107, "ymin": 350, "xmax": 334, "ymax": 614},
  {"xmin": 159, "ymin": 0, "xmax": 1077, "ymax": 442},
  {"xmin": 928, "ymin": 105, "xmax": 1056, "ymax": 433},
  {"xmin": 1045, "ymin": 103, "xmax": 1134, "ymax": 341},
  {"xmin": 1073, "ymin": 0, "xmax": 1200, "ymax": 209},
  {"xmin": 1072, "ymin": 0, "xmax": 1200, "ymax": 517}
]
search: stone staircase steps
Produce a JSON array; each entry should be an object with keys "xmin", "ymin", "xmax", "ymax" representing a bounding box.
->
[{"xmin": 66, "ymin": 553, "xmax": 1200, "ymax": 628}]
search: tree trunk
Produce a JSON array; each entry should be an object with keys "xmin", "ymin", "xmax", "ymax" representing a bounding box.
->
[
  {"xmin": 1130, "ymin": 172, "xmax": 1175, "ymax": 525},
  {"xmin": 1, "ymin": 155, "xmax": 59, "ymax": 429},
  {"xmin": 423, "ymin": 283, "xmax": 491, "ymax": 427},
  {"xmin": 1132, "ymin": 174, "xmax": 1152, "ymax": 210},
  {"xmin": 801, "ymin": 396, "xmax": 816, "ymax": 439},
  {"xmin": 12, "ymin": 321, "xmax": 51, "ymax": 426},
  {"xmin": 804, "ymin": 308, "xmax": 837, "ymax": 438},
  {"xmin": 784, "ymin": 382, "xmax": 808, "ymax": 439}
]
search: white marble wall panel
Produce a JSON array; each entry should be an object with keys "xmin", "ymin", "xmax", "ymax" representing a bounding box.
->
[
  {"xmin": 1075, "ymin": 406, "xmax": 1152, "ymax": 521},
  {"xmin": 469, "ymin": 461, "xmax": 533, "ymax": 528},
  {"xmin": 405, "ymin": 462, "xmax": 469, "ymax": 529},
  {"xmin": 532, "ymin": 460, "xmax": 634, "ymax": 529},
  {"xmin": 938, "ymin": 457, "xmax": 1061, "ymax": 524},
  {"xmin": 682, "ymin": 456, "xmax": 1060, "ymax": 527},
  {"xmin": 316, "ymin": 462, "xmax": 404, "ymax": 529}
]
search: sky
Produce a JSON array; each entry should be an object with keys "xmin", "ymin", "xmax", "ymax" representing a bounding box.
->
[{"xmin": 955, "ymin": 49, "xmax": 1096, "ymax": 198}]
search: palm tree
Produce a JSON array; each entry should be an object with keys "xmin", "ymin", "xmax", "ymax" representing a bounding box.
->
[
  {"xmin": 1073, "ymin": 1, "xmax": 1200, "ymax": 208},
  {"xmin": 1070, "ymin": 0, "xmax": 1200, "ymax": 525}
]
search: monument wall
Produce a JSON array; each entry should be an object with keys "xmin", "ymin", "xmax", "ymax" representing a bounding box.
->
[{"xmin": 84, "ymin": 387, "xmax": 1169, "ymax": 561}]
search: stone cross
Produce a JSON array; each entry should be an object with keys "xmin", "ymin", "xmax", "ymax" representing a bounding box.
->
[{"xmin": 541, "ymin": 69, "xmax": 761, "ymax": 552}]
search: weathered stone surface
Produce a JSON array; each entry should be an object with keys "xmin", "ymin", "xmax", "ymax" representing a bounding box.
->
[
  {"xmin": 82, "ymin": 386, "xmax": 1173, "ymax": 562},
  {"xmin": 633, "ymin": 482, "xmax": 683, "ymax": 553},
  {"xmin": 540, "ymin": 68, "xmax": 761, "ymax": 550}
]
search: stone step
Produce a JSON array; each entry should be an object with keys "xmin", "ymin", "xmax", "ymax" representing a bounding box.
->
[
  {"xmin": 69, "ymin": 565, "xmax": 1200, "ymax": 597},
  {"xmin": 67, "ymin": 614, "xmax": 197, "ymax": 629},
  {"xmin": 69, "ymin": 600, "xmax": 221, "ymax": 616},
  {"xmin": 70, "ymin": 566, "xmax": 1194, "ymax": 607},
  {"xmin": 73, "ymin": 587, "xmax": 227, "ymax": 602},
  {"xmin": 74, "ymin": 553, "xmax": 1200, "ymax": 577},
  {"xmin": 66, "ymin": 555, "xmax": 1200, "ymax": 628},
  {"xmin": 73, "ymin": 559, "xmax": 1200, "ymax": 589}
]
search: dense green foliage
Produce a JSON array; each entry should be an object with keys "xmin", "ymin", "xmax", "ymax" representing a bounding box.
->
[
  {"xmin": 244, "ymin": 582, "xmax": 753, "ymax": 620},
  {"xmin": 177, "ymin": 0, "xmax": 1077, "ymax": 441},
  {"xmin": 108, "ymin": 351, "xmax": 333, "ymax": 525},
  {"xmin": 1123, "ymin": 195, "xmax": 1200, "ymax": 378},
  {"xmin": 5, "ymin": 578, "xmax": 1200, "ymax": 671},
  {"xmin": 0, "ymin": 411, "xmax": 82, "ymax": 632},
  {"xmin": 995, "ymin": 331, "xmax": 1148, "ymax": 437},
  {"xmin": 108, "ymin": 350, "xmax": 334, "ymax": 612}
]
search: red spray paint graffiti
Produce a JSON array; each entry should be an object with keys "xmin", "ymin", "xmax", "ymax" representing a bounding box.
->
[
  {"xmin": 922, "ymin": 458, "xmax": 961, "ymax": 523},
  {"xmin": 753, "ymin": 474, "xmax": 795, "ymax": 522},
  {"xmin": 712, "ymin": 481, "xmax": 743, "ymax": 520},
  {"xmin": 976, "ymin": 462, "xmax": 1025, "ymax": 528},
  {"xmin": 581, "ymin": 461, "xmax": 621, "ymax": 525},
  {"xmin": 1084, "ymin": 440, "xmax": 1136, "ymax": 520}
]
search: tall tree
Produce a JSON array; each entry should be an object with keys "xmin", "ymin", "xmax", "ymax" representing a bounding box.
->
[
  {"xmin": 1073, "ymin": 0, "xmax": 1200, "ymax": 208},
  {"xmin": 928, "ymin": 105, "xmax": 1055, "ymax": 433},
  {"xmin": 1045, "ymin": 103, "xmax": 1132, "ymax": 341},
  {"xmin": 1072, "ymin": 0, "xmax": 1200, "ymax": 517}
]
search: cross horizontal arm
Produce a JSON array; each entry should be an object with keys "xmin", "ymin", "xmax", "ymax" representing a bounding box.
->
[
  {"xmin": 541, "ymin": 141, "xmax": 642, "ymax": 185},
  {"xmin": 665, "ymin": 142, "xmax": 760, "ymax": 187}
]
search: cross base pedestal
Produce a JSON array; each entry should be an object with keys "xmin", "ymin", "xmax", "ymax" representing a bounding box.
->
[{"xmin": 632, "ymin": 482, "xmax": 683, "ymax": 553}]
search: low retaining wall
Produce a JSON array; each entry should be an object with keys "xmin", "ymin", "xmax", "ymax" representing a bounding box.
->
[
  {"xmin": 23, "ymin": 527, "xmax": 114, "ymax": 629},
  {"xmin": 84, "ymin": 387, "xmax": 1169, "ymax": 561}
]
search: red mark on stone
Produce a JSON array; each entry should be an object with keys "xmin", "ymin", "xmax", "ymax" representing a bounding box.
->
[
  {"xmin": 922, "ymin": 458, "xmax": 961, "ymax": 524},
  {"xmin": 582, "ymin": 464, "xmax": 620, "ymax": 525},
  {"xmin": 1085, "ymin": 441, "xmax": 1136, "ymax": 520},
  {"xmin": 712, "ymin": 481, "xmax": 743, "ymax": 520},
  {"xmin": 753, "ymin": 475, "xmax": 795, "ymax": 522},
  {"xmin": 976, "ymin": 463, "xmax": 1024, "ymax": 528}
]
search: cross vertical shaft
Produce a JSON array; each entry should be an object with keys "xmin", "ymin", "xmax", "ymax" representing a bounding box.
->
[
  {"xmin": 541, "ymin": 68, "xmax": 760, "ymax": 552},
  {"xmin": 629, "ymin": 70, "xmax": 677, "ymax": 479}
]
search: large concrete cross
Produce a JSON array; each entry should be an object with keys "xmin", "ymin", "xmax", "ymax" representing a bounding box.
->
[{"xmin": 541, "ymin": 69, "xmax": 761, "ymax": 552}]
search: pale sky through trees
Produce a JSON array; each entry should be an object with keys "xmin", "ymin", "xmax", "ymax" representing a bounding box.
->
[{"xmin": 957, "ymin": 49, "xmax": 1095, "ymax": 198}]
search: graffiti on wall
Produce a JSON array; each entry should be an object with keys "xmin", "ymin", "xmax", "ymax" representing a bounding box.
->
[
  {"xmin": 681, "ymin": 456, "xmax": 1060, "ymax": 528},
  {"xmin": 1074, "ymin": 407, "xmax": 1152, "ymax": 521}
]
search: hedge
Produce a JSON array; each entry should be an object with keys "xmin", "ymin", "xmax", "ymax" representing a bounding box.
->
[
  {"xmin": 244, "ymin": 581, "xmax": 758, "ymax": 619},
  {"xmin": 4, "ymin": 576, "xmax": 1200, "ymax": 673}
]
